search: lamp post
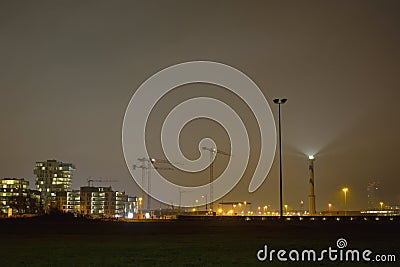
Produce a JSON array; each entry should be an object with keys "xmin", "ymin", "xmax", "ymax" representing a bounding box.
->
[
  {"xmin": 284, "ymin": 204, "xmax": 288, "ymax": 215},
  {"xmin": 328, "ymin": 203, "xmax": 332, "ymax": 215},
  {"xmin": 300, "ymin": 200, "xmax": 304, "ymax": 214},
  {"xmin": 273, "ymin": 98, "xmax": 287, "ymax": 217},
  {"xmin": 195, "ymin": 199, "xmax": 199, "ymax": 215},
  {"xmin": 380, "ymin": 201, "xmax": 384, "ymax": 211},
  {"xmin": 202, "ymin": 195, "xmax": 208, "ymax": 212},
  {"xmin": 342, "ymin": 187, "xmax": 348, "ymax": 216},
  {"xmin": 138, "ymin": 197, "xmax": 143, "ymax": 215}
]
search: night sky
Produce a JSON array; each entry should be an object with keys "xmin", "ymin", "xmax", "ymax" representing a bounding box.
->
[{"xmin": 1, "ymin": 0, "xmax": 399, "ymax": 211}]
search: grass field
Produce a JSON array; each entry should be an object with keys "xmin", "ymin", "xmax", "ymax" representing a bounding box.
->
[{"xmin": 1, "ymin": 216, "xmax": 399, "ymax": 266}]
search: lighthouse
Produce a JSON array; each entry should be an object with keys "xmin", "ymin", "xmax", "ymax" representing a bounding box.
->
[{"xmin": 308, "ymin": 155, "xmax": 316, "ymax": 214}]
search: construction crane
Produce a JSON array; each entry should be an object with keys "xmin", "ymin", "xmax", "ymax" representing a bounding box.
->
[
  {"xmin": 133, "ymin": 158, "xmax": 174, "ymax": 211},
  {"xmin": 202, "ymin": 147, "xmax": 231, "ymax": 212},
  {"xmin": 87, "ymin": 178, "xmax": 118, "ymax": 187}
]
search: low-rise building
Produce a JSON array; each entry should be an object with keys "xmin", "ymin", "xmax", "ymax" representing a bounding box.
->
[
  {"xmin": 115, "ymin": 191, "xmax": 128, "ymax": 218},
  {"xmin": 66, "ymin": 186, "xmax": 137, "ymax": 218},
  {"xmin": 0, "ymin": 178, "xmax": 41, "ymax": 215},
  {"xmin": 125, "ymin": 196, "xmax": 139, "ymax": 218},
  {"xmin": 1, "ymin": 176, "xmax": 138, "ymax": 218},
  {"xmin": 66, "ymin": 190, "xmax": 81, "ymax": 214}
]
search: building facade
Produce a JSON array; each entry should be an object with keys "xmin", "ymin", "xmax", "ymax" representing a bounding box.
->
[
  {"xmin": 68, "ymin": 186, "xmax": 134, "ymax": 218},
  {"xmin": 1, "ymin": 176, "xmax": 138, "ymax": 218},
  {"xmin": 66, "ymin": 190, "xmax": 81, "ymax": 214},
  {"xmin": 34, "ymin": 159, "xmax": 75, "ymax": 210},
  {"xmin": 115, "ymin": 191, "xmax": 128, "ymax": 218},
  {"xmin": 0, "ymin": 178, "xmax": 41, "ymax": 215},
  {"xmin": 125, "ymin": 196, "xmax": 139, "ymax": 218}
]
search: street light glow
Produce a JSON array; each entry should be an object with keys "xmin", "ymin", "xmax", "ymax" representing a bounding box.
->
[{"xmin": 342, "ymin": 188, "xmax": 349, "ymax": 216}]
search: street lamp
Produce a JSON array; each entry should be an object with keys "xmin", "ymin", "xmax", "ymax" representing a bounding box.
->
[
  {"xmin": 138, "ymin": 197, "xmax": 143, "ymax": 215},
  {"xmin": 273, "ymin": 98, "xmax": 287, "ymax": 217},
  {"xmin": 193, "ymin": 199, "xmax": 199, "ymax": 215},
  {"xmin": 328, "ymin": 203, "xmax": 332, "ymax": 215},
  {"xmin": 284, "ymin": 204, "xmax": 288, "ymax": 215},
  {"xmin": 380, "ymin": 202, "xmax": 384, "ymax": 211},
  {"xmin": 202, "ymin": 195, "xmax": 208, "ymax": 212},
  {"xmin": 342, "ymin": 187, "xmax": 348, "ymax": 216}
]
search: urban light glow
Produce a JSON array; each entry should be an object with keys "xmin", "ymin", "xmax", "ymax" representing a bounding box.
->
[{"xmin": 342, "ymin": 187, "xmax": 349, "ymax": 216}]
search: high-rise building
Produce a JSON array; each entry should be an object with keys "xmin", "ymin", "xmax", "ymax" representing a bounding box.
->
[
  {"xmin": 0, "ymin": 178, "xmax": 41, "ymax": 215},
  {"xmin": 34, "ymin": 159, "xmax": 75, "ymax": 209},
  {"xmin": 367, "ymin": 181, "xmax": 381, "ymax": 209}
]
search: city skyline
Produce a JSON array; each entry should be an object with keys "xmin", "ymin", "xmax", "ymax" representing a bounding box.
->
[
  {"xmin": 0, "ymin": 156, "xmax": 395, "ymax": 212},
  {"xmin": 1, "ymin": 1, "xmax": 400, "ymax": 211}
]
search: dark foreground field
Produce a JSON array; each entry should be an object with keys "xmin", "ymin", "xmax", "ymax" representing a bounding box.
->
[{"xmin": 0, "ymin": 216, "xmax": 399, "ymax": 267}]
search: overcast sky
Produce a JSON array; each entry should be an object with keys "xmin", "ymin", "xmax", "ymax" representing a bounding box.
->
[{"xmin": 1, "ymin": 0, "xmax": 399, "ymax": 211}]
